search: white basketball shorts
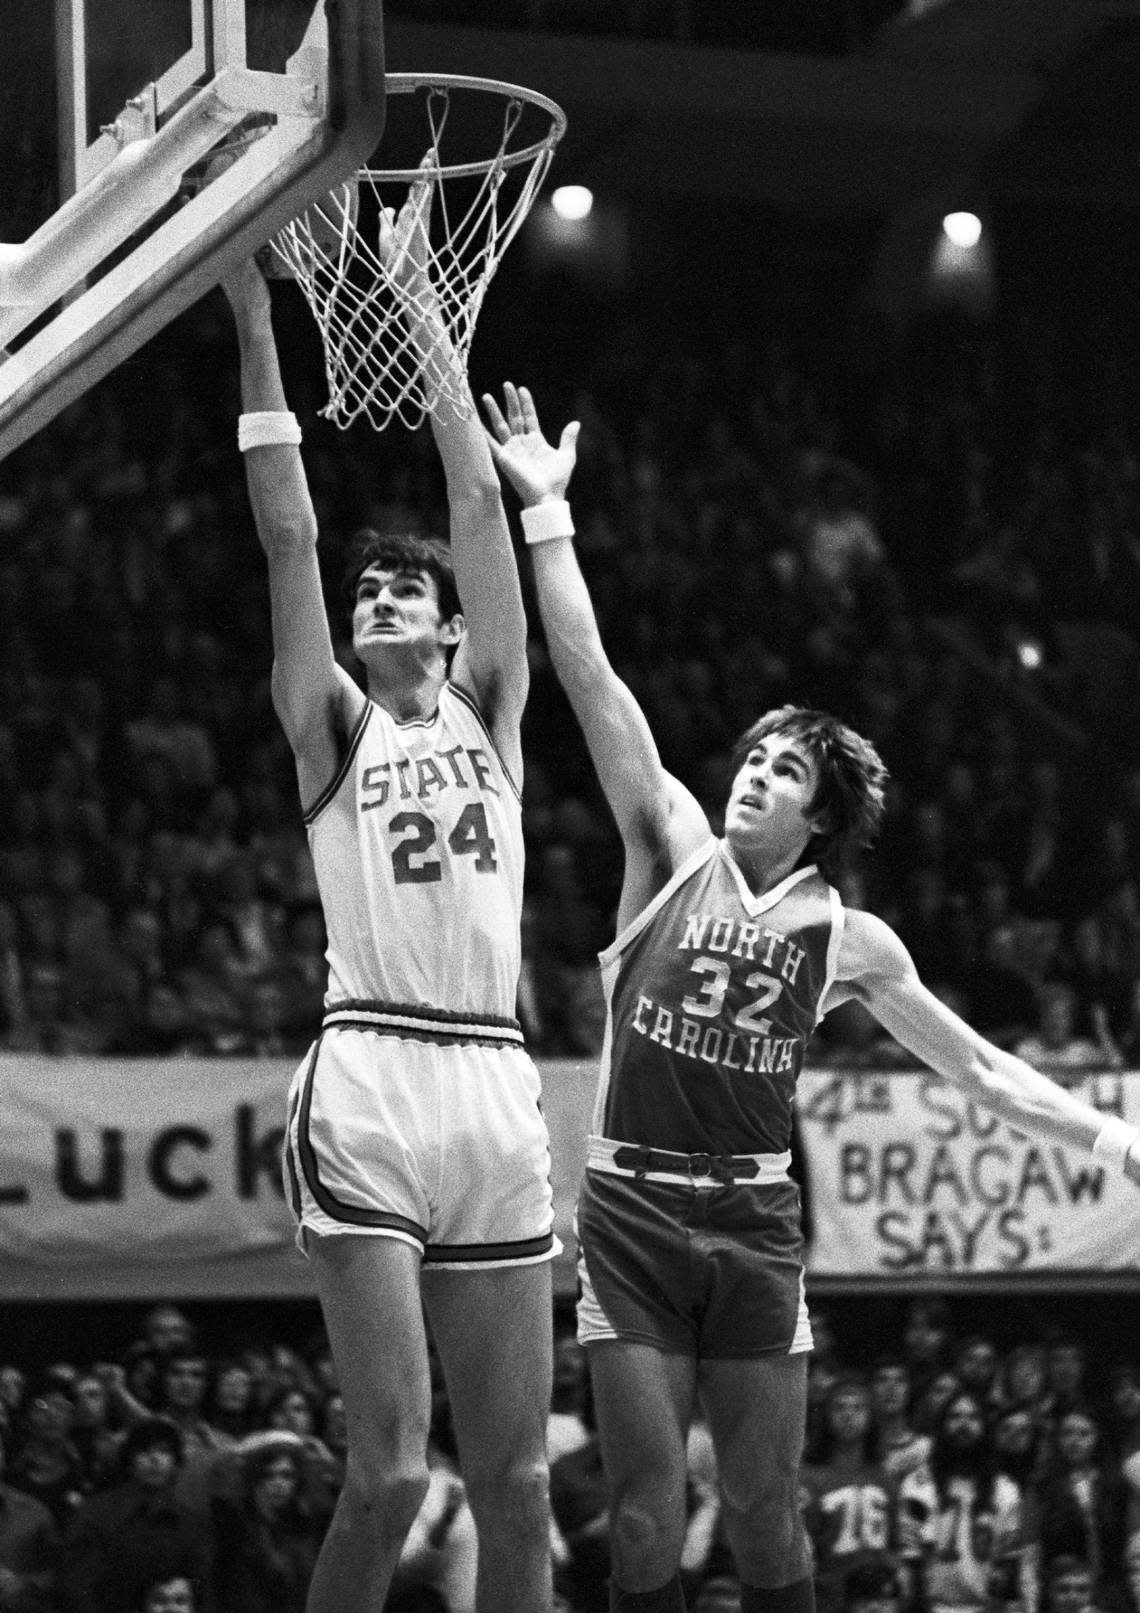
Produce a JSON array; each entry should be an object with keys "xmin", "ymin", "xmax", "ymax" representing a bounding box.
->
[{"xmin": 283, "ymin": 1023, "xmax": 560, "ymax": 1268}]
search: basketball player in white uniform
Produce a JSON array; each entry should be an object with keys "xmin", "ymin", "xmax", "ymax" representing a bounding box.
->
[
  {"xmin": 223, "ymin": 186, "xmax": 557, "ymax": 1613},
  {"xmin": 482, "ymin": 382, "xmax": 1140, "ymax": 1613}
]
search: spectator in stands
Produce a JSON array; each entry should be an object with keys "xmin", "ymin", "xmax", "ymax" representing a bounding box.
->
[
  {"xmin": 1112, "ymin": 980, "xmax": 1140, "ymax": 1069},
  {"xmin": 1042, "ymin": 1555, "xmax": 1108, "ymax": 1613},
  {"xmin": 149, "ymin": 1351, "xmax": 227, "ymax": 1514},
  {"xmin": 792, "ymin": 457, "xmax": 885, "ymax": 615},
  {"xmin": 1014, "ymin": 984, "xmax": 1123, "ymax": 1076},
  {"xmin": 898, "ymin": 1388, "xmax": 1030, "ymax": 1613},
  {"xmin": 1103, "ymin": 1364, "xmax": 1140, "ymax": 1466},
  {"xmin": 211, "ymin": 1436, "xmax": 326, "ymax": 1613},
  {"xmin": 57, "ymin": 1417, "xmax": 213, "ymax": 1613},
  {"xmin": 1027, "ymin": 1404, "xmax": 1136, "ymax": 1613},
  {"xmin": 1044, "ymin": 1335, "xmax": 1091, "ymax": 1424},
  {"xmin": 135, "ymin": 1574, "xmax": 198, "ymax": 1613},
  {"xmin": 174, "ymin": 923, "xmax": 249, "ymax": 1055},
  {"xmin": 7, "ymin": 1375, "xmax": 85, "ymax": 1530},
  {"xmin": 901, "ymin": 1298, "xmax": 955, "ymax": 1404},
  {"xmin": 993, "ymin": 1403, "xmax": 1046, "ymax": 1491},
  {"xmin": 954, "ymin": 1336, "xmax": 1001, "ymax": 1409},
  {"xmin": 995, "ymin": 1343, "xmax": 1053, "ymax": 1427},
  {"xmin": 139, "ymin": 1310, "xmax": 197, "ymax": 1366},
  {"xmin": 71, "ymin": 1373, "xmax": 123, "ymax": 1497},
  {"xmin": 1071, "ymin": 880, "xmax": 1140, "ymax": 1034},
  {"xmin": 801, "ymin": 1376, "xmax": 900, "ymax": 1613},
  {"xmin": 203, "ymin": 1364, "xmax": 256, "ymax": 1447},
  {"xmin": 869, "ymin": 1357, "xmax": 930, "ymax": 1483},
  {"xmin": 0, "ymin": 1373, "xmax": 26, "ymax": 1427},
  {"xmin": 0, "ymin": 1428, "xmax": 60, "ymax": 1613}
]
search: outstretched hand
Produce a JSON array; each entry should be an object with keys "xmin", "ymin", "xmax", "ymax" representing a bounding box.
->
[
  {"xmin": 482, "ymin": 382, "xmax": 580, "ymax": 506},
  {"xmin": 378, "ymin": 156, "xmax": 436, "ymax": 296}
]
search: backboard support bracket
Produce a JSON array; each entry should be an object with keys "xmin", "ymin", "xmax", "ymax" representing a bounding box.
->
[{"xmin": 0, "ymin": 0, "xmax": 386, "ymax": 463}]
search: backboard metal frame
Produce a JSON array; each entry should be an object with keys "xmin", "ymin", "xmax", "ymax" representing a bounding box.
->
[{"xmin": 0, "ymin": 0, "xmax": 386, "ymax": 462}]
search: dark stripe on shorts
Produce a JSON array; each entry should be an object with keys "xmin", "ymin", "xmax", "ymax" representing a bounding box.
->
[
  {"xmin": 423, "ymin": 1230, "xmax": 555, "ymax": 1264},
  {"xmin": 323, "ymin": 998, "xmax": 524, "ymax": 1047},
  {"xmin": 284, "ymin": 1083, "xmax": 304, "ymax": 1220},
  {"xmin": 297, "ymin": 1033, "xmax": 428, "ymax": 1244}
]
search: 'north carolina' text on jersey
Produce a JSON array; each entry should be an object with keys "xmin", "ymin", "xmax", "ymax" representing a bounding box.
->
[
  {"xmin": 303, "ymin": 683, "xmax": 524, "ymax": 1022},
  {"xmin": 595, "ymin": 841, "xmax": 844, "ymax": 1154}
]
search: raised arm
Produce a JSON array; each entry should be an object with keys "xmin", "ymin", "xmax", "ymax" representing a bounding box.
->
[
  {"xmin": 483, "ymin": 384, "xmax": 709, "ymax": 900},
  {"xmin": 223, "ymin": 260, "xmax": 360, "ymax": 806},
  {"xmin": 833, "ymin": 908, "xmax": 1140, "ymax": 1183},
  {"xmin": 380, "ymin": 175, "xmax": 527, "ymax": 769}
]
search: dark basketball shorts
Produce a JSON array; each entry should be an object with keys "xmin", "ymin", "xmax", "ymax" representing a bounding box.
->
[{"xmin": 576, "ymin": 1168, "xmax": 813, "ymax": 1358}]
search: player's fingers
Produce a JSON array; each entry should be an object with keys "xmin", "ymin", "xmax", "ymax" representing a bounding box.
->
[
  {"xmin": 503, "ymin": 381, "xmax": 525, "ymax": 432},
  {"xmin": 518, "ymin": 386, "xmax": 541, "ymax": 433},
  {"xmin": 559, "ymin": 420, "xmax": 581, "ymax": 456},
  {"xmin": 481, "ymin": 393, "xmax": 510, "ymax": 440}
]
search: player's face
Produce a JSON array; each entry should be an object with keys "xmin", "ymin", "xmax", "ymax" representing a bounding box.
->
[
  {"xmin": 352, "ymin": 564, "xmax": 460, "ymax": 665},
  {"xmin": 724, "ymin": 735, "xmax": 821, "ymax": 860}
]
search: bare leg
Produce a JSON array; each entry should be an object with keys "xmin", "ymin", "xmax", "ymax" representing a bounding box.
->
[
  {"xmin": 305, "ymin": 1233, "xmax": 432, "ymax": 1613},
  {"xmin": 588, "ymin": 1340, "xmax": 698, "ymax": 1591},
  {"xmin": 698, "ymin": 1353, "xmax": 811, "ymax": 1587},
  {"xmin": 423, "ymin": 1260, "xmax": 555, "ymax": 1613}
]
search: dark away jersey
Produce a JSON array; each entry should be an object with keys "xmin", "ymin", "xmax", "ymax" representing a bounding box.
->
[{"xmin": 592, "ymin": 840, "xmax": 844, "ymax": 1155}]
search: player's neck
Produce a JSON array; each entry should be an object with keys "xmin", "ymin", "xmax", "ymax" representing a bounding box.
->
[
  {"xmin": 366, "ymin": 661, "xmax": 447, "ymax": 722},
  {"xmin": 724, "ymin": 835, "xmax": 807, "ymax": 896}
]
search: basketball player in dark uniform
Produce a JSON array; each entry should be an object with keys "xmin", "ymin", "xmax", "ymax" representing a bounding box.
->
[{"xmin": 482, "ymin": 382, "xmax": 1140, "ymax": 1613}]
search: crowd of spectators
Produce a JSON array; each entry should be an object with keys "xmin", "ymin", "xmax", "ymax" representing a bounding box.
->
[
  {"xmin": 3, "ymin": 1296, "xmax": 1140, "ymax": 1613},
  {"xmin": 0, "ymin": 260, "xmax": 1139, "ymax": 1067}
]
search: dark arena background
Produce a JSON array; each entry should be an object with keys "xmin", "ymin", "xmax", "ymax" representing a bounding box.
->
[{"xmin": 3, "ymin": 1, "xmax": 1140, "ymax": 1608}]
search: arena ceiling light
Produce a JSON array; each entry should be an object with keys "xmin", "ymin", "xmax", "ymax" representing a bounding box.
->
[
  {"xmin": 551, "ymin": 184, "xmax": 594, "ymax": 221},
  {"xmin": 942, "ymin": 211, "xmax": 983, "ymax": 249}
]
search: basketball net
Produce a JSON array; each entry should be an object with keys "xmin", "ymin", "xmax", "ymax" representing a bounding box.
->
[{"xmin": 269, "ymin": 75, "xmax": 566, "ymax": 431}]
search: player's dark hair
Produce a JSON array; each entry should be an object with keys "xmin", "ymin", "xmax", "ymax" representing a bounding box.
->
[
  {"xmin": 342, "ymin": 529, "xmax": 462, "ymax": 624},
  {"xmin": 730, "ymin": 705, "xmax": 888, "ymax": 883}
]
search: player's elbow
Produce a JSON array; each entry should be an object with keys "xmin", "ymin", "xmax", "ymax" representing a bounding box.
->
[
  {"xmin": 447, "ymin": 474, "xmax": 503, "ymax": 513},
  {"xmin": 260, "ymin": 515, "xmax": 319, "ymax": 558}
]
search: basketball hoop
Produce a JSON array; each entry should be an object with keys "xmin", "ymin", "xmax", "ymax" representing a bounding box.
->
[{"xmin": 269, "ymin": 73, "xmax": 567, "ymax": 431}]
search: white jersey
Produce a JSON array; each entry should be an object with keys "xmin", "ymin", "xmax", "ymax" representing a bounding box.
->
[{"xmin": 304, "ymin": 682, "xmax": 525, "ymax": 1035}]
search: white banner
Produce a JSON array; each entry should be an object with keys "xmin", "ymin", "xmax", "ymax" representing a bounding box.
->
[
  {"xmin": 798, "ymin": 1069, "xmax": 1140, "ymax": 1278},
  {"xmin": 4, "ymin": 1057, "xmax": 1140, "ymax": 1298},
  {"xmin": 0, "ymin": 1054, "xmax": 598, "ymax": 1301}
]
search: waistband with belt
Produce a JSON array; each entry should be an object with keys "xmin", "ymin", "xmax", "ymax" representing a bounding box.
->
[
  {"xmin": 587, "ymin": 1135, "xmax": 791, "ymax": 1187},
  {"xmin": 322, "ymin": 999, "xmax": 525, "ymax": 1047}
]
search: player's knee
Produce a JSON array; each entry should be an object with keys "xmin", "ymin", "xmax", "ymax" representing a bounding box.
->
[
  {"xmin": 720, "ymin": 1478, "xmax": 806, "ymax": 1577},
  {"xmin": 342, "ymin": 1451, "xmax": 431, "ymax": 1537},
  {"xmin": 611, "ymin": 1492, "xmax": 678, "ymax": 1561},
  {"xmin": 465, "ymin": 1452, "xmax": 550, "ymax": 1538}
]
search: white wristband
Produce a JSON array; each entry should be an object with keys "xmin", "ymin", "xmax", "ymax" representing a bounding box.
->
[
  {"xmin": 520, "ymin": 499, "xmax": 574, "ymax": 545},
  {"xmin": 1092, "ymin": 1116, "xmax": 1140, "ymax": 1170},
  {"xmin": 238, "ymin": 410, "xmax": 302, "ymax": 452}
]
